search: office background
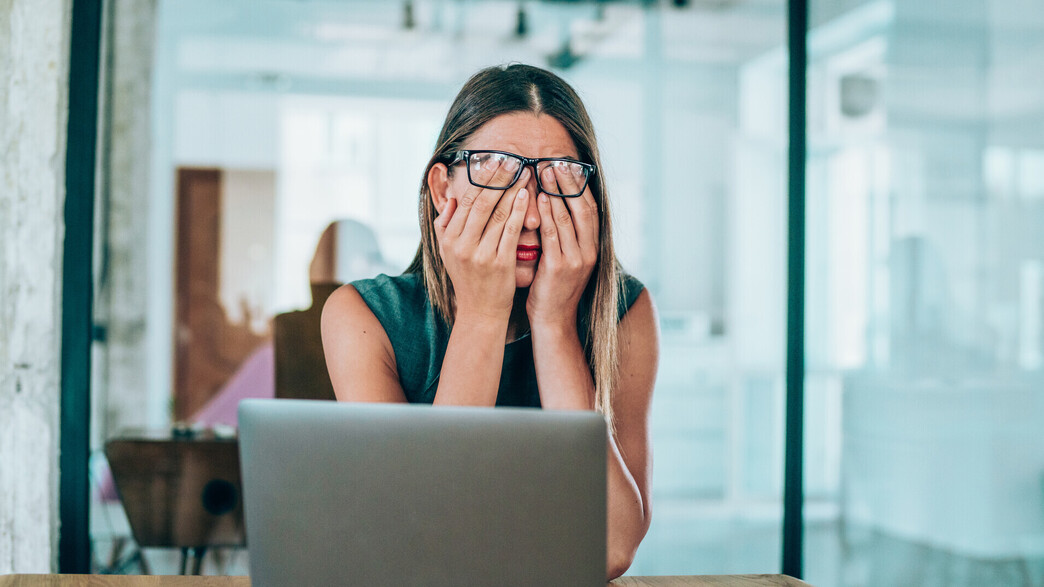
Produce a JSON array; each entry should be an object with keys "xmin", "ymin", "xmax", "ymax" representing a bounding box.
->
[{"xmin": 1, "ymin": 1, "xmax": 1042, "ymax": 586}]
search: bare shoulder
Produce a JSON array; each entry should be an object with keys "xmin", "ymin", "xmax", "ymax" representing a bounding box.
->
[
  {"xmin": 321, "ymin": 284, "xmax": 405, "ymax": 402},
  {"xmin": 617, "ymin": 288, "xmax": 660, "ymax": 405},
  {"xmin": 321, "ymin": 284, "xmax": 391, "ymax": 349},
  {"xmin": 322, "ymin": 283, "xmax": 382, "ymax": 331},
  {"xmin": 619, "ymin": 288, "xmax": 658, "ymax": 340},
  {"xmin": 613, "ymin": 288, "xmax": 658, "ymax": 518}
]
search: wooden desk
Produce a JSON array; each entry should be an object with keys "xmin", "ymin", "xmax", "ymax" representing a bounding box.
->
[
  {"xmin": 0, "ymin": 574, "xmax": 811, "ymax": 586},
  {"xmin": 614, "ymin": 577, "xmax": 810, "ymax": 586},
  {"xmin": 105, "ymin": 430, "xmax": 245, "ymax": 574},
  {"xmin": 105, "ymin": 431, "xmax": 244, "ymax": 549}
]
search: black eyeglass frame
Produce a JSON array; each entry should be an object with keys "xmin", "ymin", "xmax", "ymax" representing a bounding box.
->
[{"xmin": 447, "ymin": 149, "xmax": 597, "ymax": 198}]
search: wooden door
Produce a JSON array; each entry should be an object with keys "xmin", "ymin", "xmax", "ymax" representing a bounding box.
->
[{"xmin": 174, "ymin": 168, "xmax": 267, "ymax": 421}]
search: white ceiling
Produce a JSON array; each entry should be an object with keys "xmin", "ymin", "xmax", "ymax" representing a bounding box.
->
[{"xmin": 162, "ymin": 0, "xmax": 788, "ymax": 86}]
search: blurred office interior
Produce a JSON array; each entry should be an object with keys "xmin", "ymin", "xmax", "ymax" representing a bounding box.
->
[{"xmin": 85, "ymin": 0, "xmax": 1044, "ymax": 585}]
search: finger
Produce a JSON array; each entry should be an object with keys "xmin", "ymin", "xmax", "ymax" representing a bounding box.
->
[
  {"xmin": 468, "ymin": 152, "xmax": 510, "ymax": 187},
  {"xmin": 497, "ymin": 186, "xmax": 530, "ymax": 259},
  {"xmin": 548, "ymin": 162, "xmax": 596, "ymax": 252},
  {"xmin": 551, "ymin": 161, "xmax": 585, "ymax": 197},
  {"xmin": 444, "ymin": 158, "xmax": 503, "ymax": 239},
  {"xmin": 438, "ymin": 194, "xmax": 459, "ymax": 226},
  {"xmin": 564, "ymin": 186, "xmax": 599, "ymax": 251},
  {"xmin": 435, "ymin": 197, "xmax": 457, "ymax": 236},
  {"xmin": 434, "ymin": 198, "xmax": 457, "ymax": 261},
  {"xmin": 478, "ymin": 168, "xmax": 530, "ymax": 255},
  {"xmin": 540, "ymin": 165, "xmax": 562, "ymax": 197},
  {"xmin": 549, "ymin": 193, "xmax": 581, "ymax": 259},
  {"xmin": 537, "ymin": 192, "xmax": 561, "ymax": 257},
  {"xmin": 460, "ymin": 158, "xmax": 522, "ymax": 242}
]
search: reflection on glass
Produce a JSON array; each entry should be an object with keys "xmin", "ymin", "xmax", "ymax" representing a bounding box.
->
[
  {"xmin": 806, "ymin": 1, "xmax": 1044, "ymax": 585},
  {"xmin": 91, "ymin": 0, "xmax": 789, "ymax": 576}
]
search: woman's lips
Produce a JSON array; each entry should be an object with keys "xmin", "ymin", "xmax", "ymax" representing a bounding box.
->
[{"xmin": 516, "ymin": 244, "xmax": 540, "ymax": 262}]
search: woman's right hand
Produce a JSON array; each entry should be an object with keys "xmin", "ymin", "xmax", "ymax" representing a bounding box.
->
[{"xmin": 434, "ymin": 162, "xmax": 531, "ymax": 323}]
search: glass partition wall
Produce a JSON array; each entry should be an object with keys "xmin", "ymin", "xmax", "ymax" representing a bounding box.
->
[
  {"xmin": 84, "ymin": 0, "xmax": 1044, "ymax": 582},
  {"xmin": 89, "ymin": 0, "xmax": 793, "ymax": 576},
  {"xmin": 804, "ymin": 1, "xmax": 1044, "ymax": 585}
]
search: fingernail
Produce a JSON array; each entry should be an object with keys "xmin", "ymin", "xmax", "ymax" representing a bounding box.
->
[
  {"xmin": 539, "ymin": 193, "xmax": 549, "ymax": 203},
  {"xmin": 517, "ymin": 188, "xmax": 527, "ymax": 200}
]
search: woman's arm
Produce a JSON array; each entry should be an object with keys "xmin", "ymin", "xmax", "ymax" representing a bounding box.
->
[
  {"xmin": 531, "ymin": 289, "xmax": 658, "ymax": 580},
  {"xmin": 428, "ymin": 165, "xmax": 532, "ymax": 405},
  {"xmin": 605, "ymin": 289, "xmax": 658, "ymax": 578},
  {"xmin": 322, "ymin": 282, "xmax": 512, "ymax": 405},
  {"xmin": 430, "ymin": 309, "xmax": 509, "ymax": 406},
  {"xmin": 325, "ymin": 164, "xmax": 531, "ymax": 405},
  {"xmin": 321, "ymin": 284, "xmax": 408, "ymax": 403},
  {"xmin": 525, "ymin": 167, "xmax": 658, "ymax": 579}
]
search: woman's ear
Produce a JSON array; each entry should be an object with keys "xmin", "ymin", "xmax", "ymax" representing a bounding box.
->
[{"xmin": 427, "ymin": 163, "xmax": 451, "ymax": 211}]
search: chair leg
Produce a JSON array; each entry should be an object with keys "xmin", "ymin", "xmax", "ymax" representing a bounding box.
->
[
  {"xmin": 137, "ymin": 548, "xmax": 152, "ymax": 575},
  {"xmin": 179, "ymin": 547, "xmax": 190, "ymax": 575},
  {"xmin": 191, "ymin": 546, "xmax": 207, "ymax": 575},
  {"xmin": 106, "ymin": 536, "xmax": 127, "ymax": 570}
]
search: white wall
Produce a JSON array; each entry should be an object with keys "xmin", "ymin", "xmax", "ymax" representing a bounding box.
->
[
  {"xmin": 0, "ymin": 0, "xmax": 72, "ymax": 573},
  {"xmin": 93, "ymin": 0, "xmax": 157, "ymax": 445}
]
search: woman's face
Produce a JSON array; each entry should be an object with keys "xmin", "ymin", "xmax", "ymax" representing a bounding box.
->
[{"xmin": 445, "ymin": 112, "xmax": 581, "ymax": 288}]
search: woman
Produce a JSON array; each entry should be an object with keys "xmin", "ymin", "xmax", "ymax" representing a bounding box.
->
[{"xmin": 321, "ymin": 63, "xmax": 659, "ymax": 580}]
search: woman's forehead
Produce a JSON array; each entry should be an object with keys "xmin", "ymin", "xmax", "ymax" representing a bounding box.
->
[{"xmin": 464, "ymin": 112, "xmax": 578, "ymax": 158}]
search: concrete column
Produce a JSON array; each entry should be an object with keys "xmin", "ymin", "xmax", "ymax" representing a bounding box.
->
[
  {"xmin": 0, "ymin": 0, "xmax": 73, "ymax": 574},
  {"xmin": 93, "ymin": 0, "xmax": 157, "ymax": 443}
]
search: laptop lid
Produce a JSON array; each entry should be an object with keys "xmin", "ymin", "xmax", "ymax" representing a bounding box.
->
[{"xmin": 238, "ymin": 399, "xmax": 606, "ymax": 587}]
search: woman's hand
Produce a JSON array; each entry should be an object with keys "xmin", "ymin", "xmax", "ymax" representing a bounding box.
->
[
  {"xmin": 526, "ymin": 164, "xmax": 600, "ymax": 328},
  {"xmin": 434, "ymin": 161, "xmax": 532, "ymax": 323}
]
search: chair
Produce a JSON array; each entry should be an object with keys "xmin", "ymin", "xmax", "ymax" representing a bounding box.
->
[
  {"xmin": 273, "ymin": 282, "xmax": 340, "ymax": 401},
  {"xmin": 273, "ymin": 218, "xmax": 393, "ymax": 402},
  {"xmin": 104, "ymin": 430, "xmax": 244, "ymax": 575}
]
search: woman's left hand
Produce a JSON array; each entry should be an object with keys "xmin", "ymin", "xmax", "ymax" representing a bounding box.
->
[{"xmin": 526, "ymin": 164, "xmax": 600, "ymax": 328}]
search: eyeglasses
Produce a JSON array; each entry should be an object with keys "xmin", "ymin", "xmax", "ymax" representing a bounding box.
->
[{"xmin": 447, "ymin": 150, "xmax": 596, "ymax": 198}]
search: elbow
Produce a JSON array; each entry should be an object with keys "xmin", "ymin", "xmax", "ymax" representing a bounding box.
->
[
  {"xmin": 606, "ymin": 550, "xmax": 635, "ymax": 581},
  {"xmin": 607, "ymin": 530, "xmax": 647, "ymax": 581},
  {"xmin": 609, "ymin": 551, "xmax": 630, "ymax": 576},
  {"xmin": 606, "ymin": 509, "xmax": 651, "ymax": 580}
]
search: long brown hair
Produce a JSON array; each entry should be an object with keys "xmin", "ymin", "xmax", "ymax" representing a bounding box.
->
[{"xmin": 406, "ymin": 64, "xmax": 621, "ymax": 430}]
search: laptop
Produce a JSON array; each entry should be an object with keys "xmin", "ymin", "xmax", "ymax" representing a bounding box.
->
[{"xmin": 238, "ymin": 399, "xmax": 607, "ymax": 586}]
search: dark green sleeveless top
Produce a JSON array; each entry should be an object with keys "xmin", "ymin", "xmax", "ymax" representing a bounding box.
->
[{"xmin": 351, "ymin": 271, "xmax": 645, "ymax": 407}]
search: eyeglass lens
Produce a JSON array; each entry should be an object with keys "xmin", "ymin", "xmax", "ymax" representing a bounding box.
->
[{"xmin": 466, "ymin": 152, "xmax": 589, "ymax": 197}]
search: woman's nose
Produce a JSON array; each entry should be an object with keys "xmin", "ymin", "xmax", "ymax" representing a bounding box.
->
[{"xmin": 523, "ymin": 171, "xmax": 541, "ymax": 231}]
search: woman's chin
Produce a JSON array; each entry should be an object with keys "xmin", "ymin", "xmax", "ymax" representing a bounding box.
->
[{"xmin": 515, "ymin": 266, "xmax": 536, "ymax": 289}]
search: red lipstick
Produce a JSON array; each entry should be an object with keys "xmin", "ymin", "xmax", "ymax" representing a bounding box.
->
[{"xmin": 516, "ymin": 244, "xmax": 540, "ymax": 262}]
